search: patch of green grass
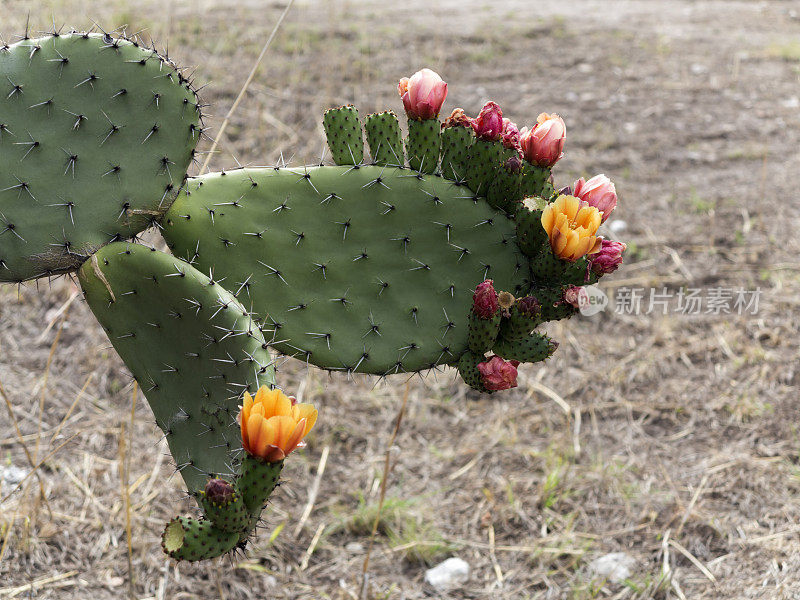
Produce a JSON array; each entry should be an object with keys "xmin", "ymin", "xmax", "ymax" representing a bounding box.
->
[
  {"xmin": 687, "ymin": 188, "xmax": 716, "ymax": 214},
  {"xmin": 327, "ymin": 493, "xmax": 455, "ymax": 565},
  {"xmin": 767, "ymin": 41, "xmax": 800, "ymax": 62}
]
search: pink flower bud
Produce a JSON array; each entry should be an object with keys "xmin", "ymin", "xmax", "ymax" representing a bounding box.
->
[
  {"xmin": 477, "ymin": 356, "xmax": 520, "ymax": 391},
  {"xmin": 472, "ymin": 101, "xmax": 504, "ymax": 141},
  {"xmin": 398, "ymin": 69, "xmax": 448, "ymax": 121},
  {"xmin": 573, "ymin": 174, "xmax": 617, "ymax": 223},
  {"xmin": 562, "ymin": 285, "xmax": 589, "ymax": 309},
  {"xmin": 500, "ymin": 118, "xmax": 521, "ymax": 150},
  {"xmin": 589, "ymin": 239, "xmax": 626, "ymax": 275},
  {"xmin": 442, "ymin": 108, "xmax": 472, "ymax": 129},
  {"xmin": 519, "ymin": 113, "xmax": 566, "ymax": 167},
  {"xmin": 472, "ymin": 279, "xmax": 499, "ymax": 319}
]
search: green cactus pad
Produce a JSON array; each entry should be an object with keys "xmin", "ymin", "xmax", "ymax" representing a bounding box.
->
[
  {"xmin": 467, "ymin": 312, "xmax": 501, "ymax": 354},
  {"xmin": 515, "ymin": 197, "xmax": 549, "ymax": 258},
  {"xmin": 323, "ymin": 105, "xmax": 363, "ymax": 165},
  {"xmin": 530, "ymin": 249, "xmax": 572, "ymax": 282},
  {"xmin": 365, "ymin": 111, "xmax": 404, "ymax": 166},
  {"xmin": 465, "ymin": 138, "xmax": 503, "ymax": 197},
  {"xmin": 237, "ymin": 456, "xmax": 283, "ymax": 541},
  {"xmin": 493, "ymin": 332, "xmax": 556, "ymax": 363},
  {"xmin": 440, "ymin": 124, "xmax": 475, "ymax": 181},
  {"xmin": 486, "ymin": 150, "xmax": 523, "ymax": 214},
  {"xmin": 533, "ymin": 286, "xmax": 578, "ymax": 322},
  {"xmin": 520, "ymin": 164, "xmax": 554, "ymax": 199},
  {"xmin": 161, "ymin": 166, "xmax": 530, "ymax": 374},
  {"xmin": 78, "ymin": 242, "xmax": 275, "ymax": 493},
  {"xmin": 406, "ymin": 119, "xmax": 441, "ymax": 174},
  {"xmin": 457, "ymin": 350, "xmax": 489, "ymax": 393},
  {"xmin": 0, "ymin": 33, "xmax": 200, "ymax": 282},
  {"xmin": 499, "ymin": 300, "xmax": 543, "ymax": 342},
  {"xmin": 161, "ymin": 516, "xmax": 239, "ymax": 562}
]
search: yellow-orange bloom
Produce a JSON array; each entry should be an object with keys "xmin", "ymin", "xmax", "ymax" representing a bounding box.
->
[
  {"xmin": 239, "ymin": 386, "xmax": 317, "ymax": 463},
  {"xmin": 540, "ymin": 195, "xmax": 602, "ymax": 262}
]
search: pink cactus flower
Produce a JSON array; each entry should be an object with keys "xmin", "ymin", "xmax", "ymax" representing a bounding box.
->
[
  {"xmin": 519, "ymin": 113, "xmax": 566, "ymax": 167},
  {"xmin": 472, "ymin": 101, "xmax": 504, "ymax": 141},
  {"xmin": 589, "ymin": 239, "xmax": 626, "ymax": 275},
  {"xmin": 442, "ymin": 108, "xmax": 472, "ymax": 129},
  {"xmin": 472, "ymin": 279, "xmax": 499, "ymax": 319},
  {"xmin": 398, "ymin": 69, "xmax": 448, "ymax": 121},
  {"xmin": 500, "ymin": 118, "xmax": 521, "ymax": 150},
  {"xmin": 573, "ymin": 174, "xmax": 617, "ymax": 223},
  {"xmin": 477, "ymin": 356, "xmax": 521, "ymax": 391}
]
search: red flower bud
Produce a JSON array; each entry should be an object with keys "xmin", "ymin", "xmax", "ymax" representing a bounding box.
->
[
  {"xmin": 589, "ymin": 239, "xmax": 626, "ymax": 275},
  {"xmin": 477, "ymin": 356, "xmax": 520, "ymax": 391},
  {"xmin": 500, "ymin": 118, "xmax": 521, "ymax": 150},
  {"xmin": 472, "ymin": 279, "xmax": 499, "ymax": 319},
  {"xmin": 204, "ymin": 478, "xmax": 235, "ymax": 505},
  {"xmin": 472, "ymin": 101, "xmax": 504, "ymax": 141}
]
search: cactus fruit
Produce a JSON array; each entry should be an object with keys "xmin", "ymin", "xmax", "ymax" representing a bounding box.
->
[
  {"xmin": 161, "ymin": 516, "xmax": 240, "ymax": 561},
  {"xmin": 0, "ymin": 32, "xmax": 200, "ymax": 282},
  {"xmin": 365, "ymin": 111, "xmax": 404, "ymax": 166},
  {"xmin": 161, "ymin": 166, "xmax": 529, "ymax": 374},
  {"xmin": 77, "ymin": 242, "xmax": 275, "ymax": 493},
  {"xmin": 322, "ymin": 105, "xmax": 363, "ymax": 165},
  {"xmin": 405, "ymin": 119, "xmax": 441, "ymax": 174}
]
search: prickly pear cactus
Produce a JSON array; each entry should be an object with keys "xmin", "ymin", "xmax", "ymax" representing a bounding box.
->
[
  {"xmin": 0, "ymin": 32, "xmax": 200, "ymax": 282},
  {"xmin": 78, "ymin": 242, "xmax": 274, "ymax": 493},
  {"xmin": 161, "ymin": 166, "xmax": 530, "ymax": 374}
]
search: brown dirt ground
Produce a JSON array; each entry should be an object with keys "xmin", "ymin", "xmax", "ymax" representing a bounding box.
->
[{"xmin": 2, "ymin": 0, "xmax": 800, "ymax": 598}]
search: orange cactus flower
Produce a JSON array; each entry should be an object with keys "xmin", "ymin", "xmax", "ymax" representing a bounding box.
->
[
  {"xmin": 238, "ymin": 386, "xmax": 317, "ymax": 463},
  {"xmin": 540, "ymin": 195, "xmax": 602, "ymax": 262}
]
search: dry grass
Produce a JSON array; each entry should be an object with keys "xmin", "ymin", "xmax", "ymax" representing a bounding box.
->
[{"xmin": 2, "ymin": 0, "xmax": 800, "ymax": 598}]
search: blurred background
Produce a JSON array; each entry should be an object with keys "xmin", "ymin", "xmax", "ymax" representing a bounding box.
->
[{"xmin": 1, "ymin": 1, "xmax": 799, "ymax": 598}]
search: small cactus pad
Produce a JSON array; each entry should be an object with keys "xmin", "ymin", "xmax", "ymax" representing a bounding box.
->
[
  {"xmin": 406, "ymin": 119, "xmax": 441, "ymax": 174},
  {"xmin": 365, "ymin": 111, "xmax": 404, "ymax": 166},
  {"xmin": 78, "ymin": 243, "xmax": 274, "ymax": 493},
  {"xmin": 161, "ymin": 166, "xmax": 530, "ymax": 374},
  {"xmin": 465, "ymin": 138, "xmax": 503, "ymax": 197},
  {"xmin": 515, "ymin": 197, "xmax": 549, "ymax": 258},
  {"xmin": 0, "ymin": 33, "xmax": 200, "ymax": 282},
  {"xmin": 520, "ymin": 164, "xmax": 554, "ymax": 199},
  {"xmin": 200, "ymin": 479, "xmax": 249, "ymax": 533},
  {"xmin": 440, "ymin": 124, "xmax": 475, "ymax": 181},
  {"xmin": 161, "ymin": 516, "xmax": 239, "ymax": 562},
  {"xmin": 323, "ymin": 105, "xmax": 363, "ymax": 165},
  {"xmin": 457, "ymin": 350, "xmax": 489, "ymax": 393},
  {"xmin": 493, "ymin": 332, "xmax": 556, "ymax": 364}
]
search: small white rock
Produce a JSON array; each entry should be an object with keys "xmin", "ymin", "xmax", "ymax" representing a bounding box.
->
[
  {"xmin": 1, "ymin": 465, "xmax": 28, "ymax": 487},
  {"xmin": 424, "ymin": 557, "xmax": 470, "ymax": 591},
  {"xmin": 588, "ymin": 552, "xmax": 638, "ymax": 583},
  {"xmin": 608, "ymin": 219, "xmax": 627, "ymax": 235},
  {"xmin": 345, "ymin": 542, "xmax": 364, "ymax": 553}
]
